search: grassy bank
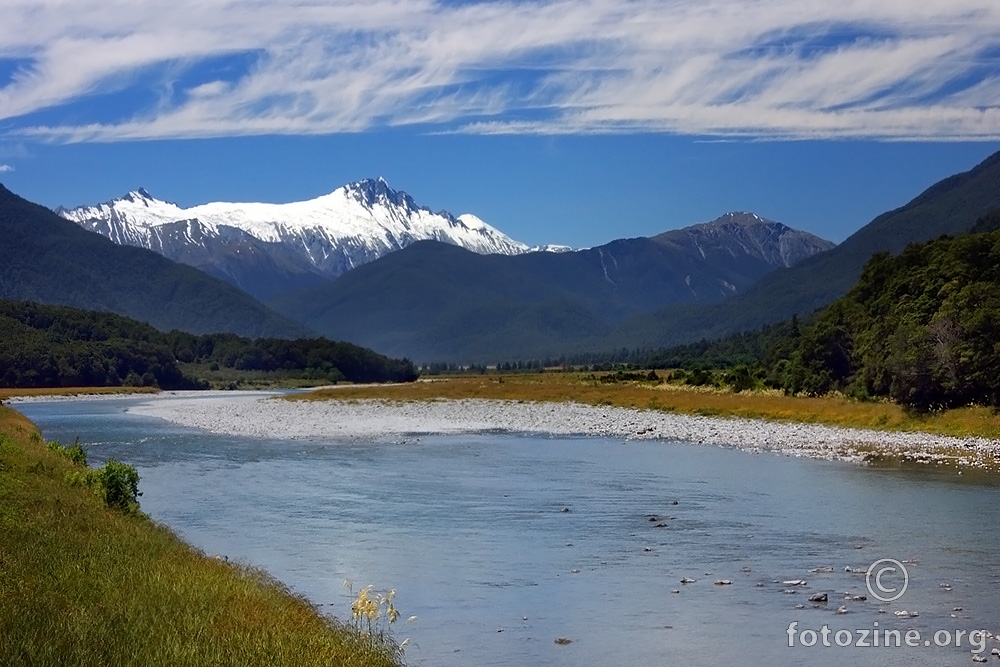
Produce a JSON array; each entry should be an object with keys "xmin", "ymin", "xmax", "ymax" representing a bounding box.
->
[
  {"xmin": 0, "ymin": 405, "xmax": 400, "ymax": 667},
  {"xmin": 294, "ymin": 372, "xmax": 1000, "ymax": 440}
]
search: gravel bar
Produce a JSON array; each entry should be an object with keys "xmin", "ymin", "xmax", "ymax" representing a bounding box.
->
[{"xmin": 121, "ymin": 392, "xmax": 1000, "ymax": 470}]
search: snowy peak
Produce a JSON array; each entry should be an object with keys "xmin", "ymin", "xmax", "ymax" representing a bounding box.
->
[
  {"xmin": 126, "ymin": 187, "xmax": 154, "ymax": 202},
  {"xmin": 343, "ymin": 177, "xmax": 416, "ymax": 212},
  {"xmin": 59, "ymin": 180, "xmax": 532, "ymax": 300}
]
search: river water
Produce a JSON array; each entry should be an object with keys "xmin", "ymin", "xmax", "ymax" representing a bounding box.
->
[{"xmin": 17, "ymin": 393, "xmax": 1000, "ymax": 666}]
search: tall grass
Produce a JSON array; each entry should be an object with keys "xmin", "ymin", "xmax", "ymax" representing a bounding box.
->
[
  {"xmin": 292, "ymin": 372, "xmax": 1000, "ymax": 440},
  {"xmin": 0, "ymin": 406, "xmax": 400, "ymax": 667}
]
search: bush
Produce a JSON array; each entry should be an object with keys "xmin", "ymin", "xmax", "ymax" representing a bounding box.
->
[
  {"xmin": 51, "ymin": 445, "xmax": 142, "ymax": 514},
  {"xmin": 723, "ymin": 365, "xmax": 757, "ymax": 393},
  {"xmin": 92, "ymin": 459, "xmax": 143, "ymax": 514},
  {"xmin": 47, "ymin": 438, "xmax": 87, "ymax": 466},
  {"xmin": 685, "ymin": 368, "xmax": 713, "ymax": 386}
]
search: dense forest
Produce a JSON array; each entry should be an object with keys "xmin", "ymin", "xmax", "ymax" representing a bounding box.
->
[
  {"xmin": 765, "ymin": 229, "xmax": 1000, "ymax": 411},
  {"xmin": 0, "ymin": 300, "xmax": 418, "ymax": 389}
]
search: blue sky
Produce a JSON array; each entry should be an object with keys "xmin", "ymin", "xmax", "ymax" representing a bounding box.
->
[{"xmin": 1, "ymin": 0, "xmax": 999, "ymax": 248}]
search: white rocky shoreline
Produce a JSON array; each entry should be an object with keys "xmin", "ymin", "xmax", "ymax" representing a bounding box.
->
[{"xmin": 108, "ymin": 391, "xmax": 1000, "ymax": 471}]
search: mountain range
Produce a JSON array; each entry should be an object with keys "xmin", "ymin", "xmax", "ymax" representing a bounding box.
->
[
  {"xmin": 259, "ymin": 151, "xmax": 1000, "ymax": 362},
  {"xmin": 59, "ymin": 178, "xmax": 532, "ymax": 300},
  {"xmin": 0, "ymin": 185, "xmax": 307, "ymax": 338},
  {"xmin": 607, "ymin": 149, "xmax": 1000, "ymax": 352},
  {"xmin": 55, "ymin": 178, "xmax": 834, "ymax": 360},
  {"xmin": 268, "ymin": 212, "xmax": 833, "ymax": 361},
  {"xmin": 5, "ymin": 149, "xmax": 999, "ymax": 363}
]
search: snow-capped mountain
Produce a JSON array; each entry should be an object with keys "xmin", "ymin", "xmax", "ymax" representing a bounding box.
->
[{"xmin": 58, "ymin": 178, "xmax": 531, "ymax": 300}]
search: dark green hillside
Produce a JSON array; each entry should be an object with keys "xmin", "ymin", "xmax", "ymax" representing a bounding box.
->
[
  {"xmin": 0, "ymin": 185, "xmax": 307, "ymax": 339},
  {"xmin": 272, "ymin": 241, "xmax": 614, "ymax": 362},
  {"xmin": 612, "ymin": 149, "xmax": 1000, "ymax": 349},
  {"xmin": 611, "ymin": 224, "xmax": 1000, "ymax": 413},
  {"xmin": 272, "ymin": 216, "xmax": 829, "ymax": 362},
  {"xmin": 764, "ymin": 229, "xmax": 1000, "ymax": 411},
  {"xmin": 0, "ymin": 299, "xmax": 417, "ymax": 388},
  {"xmin": 0, "ymin": 300, "xmax": 200, "ymax": 389},
  {"xmin": 969, "ymin": 207, "xmax": 1000, "ymax": 234}
]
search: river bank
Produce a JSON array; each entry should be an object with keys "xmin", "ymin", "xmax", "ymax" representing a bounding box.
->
[
  {"xmin": 111, "ymin": 391, "xmax": 1000, "ymax": 471},
  {"xmin": 0, "ymin": 403, "xmax": 401, "ymax": 667}
]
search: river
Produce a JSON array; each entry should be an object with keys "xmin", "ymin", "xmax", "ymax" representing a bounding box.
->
[{"xmin": 17, "ymin": 392, "xmax": 1000, "ymax": 666}]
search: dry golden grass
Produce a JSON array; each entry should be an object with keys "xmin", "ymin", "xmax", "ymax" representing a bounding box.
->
[{"xmin": 293, "ymin": 372, "xmax": 1000, "ymax": 440}]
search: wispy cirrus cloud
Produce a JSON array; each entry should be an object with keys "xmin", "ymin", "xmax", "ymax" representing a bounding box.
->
[{"xmin": 1, "ymin": 0, "xmax": 998, "ymax": 142}]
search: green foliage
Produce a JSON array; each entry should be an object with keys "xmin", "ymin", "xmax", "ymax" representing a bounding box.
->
[
  {"xmin": 92, "ymin": 458, "xmax": 143, "ymax": 514},
  {"xmin": 45, "ymin": 439, "xmax": 143, "ymax": 514},
  {"xmin": 0, "ymin": 299, "xmax": 202, "ymax": 390},
  {"xmin": 594, "ymin": 370, "xmax": 662, "ymax": 384},
  {"xmin": 0, "ymin": 299, "xmax": 418, "ymax": 388},
  {"xmin": 766, "ymin": 229, "xmax": 1000, "ymax": 411},
  {"xmin": 553, "ymin": 320, "xmax": 799, "ymax": 373},
  {"xmin": 569, "ymin": 220, "xmax": 1000, "ymax": 414},
  {"xmin": 46, "ymin": 438, "xmax": 87, "ymax": 466},
  {"xmin": 685, "ymin": 368, "xmax": 715, "ymax": 387},
  {"xmin": 722, "ymin": 365, "xmax": 758, "ymax": 393}
]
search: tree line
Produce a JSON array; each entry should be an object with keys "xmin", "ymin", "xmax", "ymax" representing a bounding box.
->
[
  {"xmin": 0, "ymin": 300, "xmax": 418, "ymax": 389},
  {"xmin": 764, "ymin": 229, "xmax": 1000, "ymax": 411}
]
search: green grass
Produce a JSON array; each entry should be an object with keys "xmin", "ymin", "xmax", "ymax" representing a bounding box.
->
[
  {"xmin": 0, "ymin": 406, "xmax": 401, "ymax": 667},
  {"xmin": 177, "ymin": 362, "xmax": 343, "ymax": 390}
]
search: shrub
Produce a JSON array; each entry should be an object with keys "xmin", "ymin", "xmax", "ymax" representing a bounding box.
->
[
  {"xmin": 685, "ymin": 368, "xmax": 713, "ymax": 386},
  {"xmin": 723, "ymin": 364, "xmax": 757, "ymax": 393},
  {"xmin": 93, "ymin": 458, "xmax": 142, "ymax": 514},
  {"xmin": 46, "ymin": 438, "xmax": 87, "ymax": 466}
]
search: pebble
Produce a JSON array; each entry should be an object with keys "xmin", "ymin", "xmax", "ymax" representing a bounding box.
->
[{"xmin": 115, "ymin": 392, "xmax": 1000, "ymax": 470}]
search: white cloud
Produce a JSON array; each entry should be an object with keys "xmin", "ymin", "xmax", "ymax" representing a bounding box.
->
[
  {"xmin": 0, "ymin": 164, "xmax": 13, "ymax": 172},
  {"xmin": 1, "ymin": 0, "xmax": 999, "ymax": 141}
]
